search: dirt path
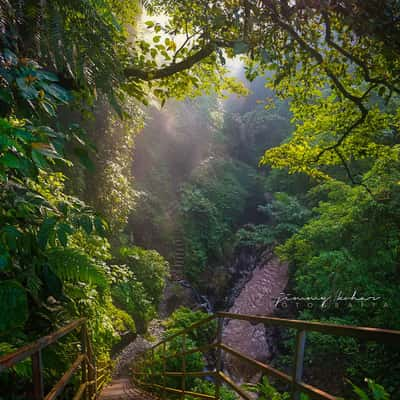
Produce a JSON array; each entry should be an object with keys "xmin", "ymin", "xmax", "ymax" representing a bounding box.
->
[{"xmin": 222, "ymin": 253, "xmax": 288, "ymax": 381}]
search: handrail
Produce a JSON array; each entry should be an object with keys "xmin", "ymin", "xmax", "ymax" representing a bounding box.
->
[
  {"xmin": 133, "ymin": 312, "xmax": 400, "ymax": 400},
  {"xmin": 0, "ymin": 318, "xmax": 97, "ymax": 400},
  {"xmin": 217, "ymin": 312, "xmax": 400, "ymax": 344},
  {"xmin": 0, "ymin": 318, "xmax": 86, "ymax": 371}
]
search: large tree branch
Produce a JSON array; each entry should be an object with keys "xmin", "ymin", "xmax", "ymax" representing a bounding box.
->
[
  {"xmin": 322, "ymin": 12, "xmax": 400, "ymax": 95},
  {"xmin": 124, "ymin": 42, "xmax": 217, "ymax": 81},
  {"xmin": 334, "ymin": 148, "xmax": 374, "ymax": 197},
  {"xmin": 259, "ymin": 3, "xmax": 371, "ymax": 158},
  {"xmin": 265, "ymin": 6, "xmax": 365, "ymax": 109}
]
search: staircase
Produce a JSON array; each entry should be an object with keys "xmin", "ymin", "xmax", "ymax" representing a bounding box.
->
[
  {"xmin": 164, "ymin": 197, "xmax": 186, "ymax": 282},
  {"xmin": 99, "ymin": 378, "xmax": 158, "ymax": 400},
  {"xmin": 170, "ymin": 231, "xmax": 185, "ymax": 281}
]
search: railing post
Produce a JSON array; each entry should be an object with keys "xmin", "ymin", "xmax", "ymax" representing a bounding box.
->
[
  {"xmin": 292, "ymin": 330, "xmax": 306, "ymax": 400},
  {"xmin": 85, "ymin": 323, "xmax": 97, "ymax": 399},
  {"xmin": 80, "ymin": 325, "xmax": 89, "ymax": 400},
  {"xmin": 151, "ymin": 347, "xmax": 154, "ymax": 386},
  {"xmin": 181, "ymin": 334, "xmax": 186, "ymax": 399},
  {"xmin": 215, "ymin": 316, "xmax": 223, "ymax": 400},
  {"xmin": 32, "ymin": 350, "xmax": 44, "ymax": 400},
  {"xmin": 162, "ymin": 342, "xmax": 166, "ymax": 400}
]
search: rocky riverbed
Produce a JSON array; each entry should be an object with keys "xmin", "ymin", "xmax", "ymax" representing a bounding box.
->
[{"xmin": 221, "ymin": 249, "xmax": 288, "ymax": 382}]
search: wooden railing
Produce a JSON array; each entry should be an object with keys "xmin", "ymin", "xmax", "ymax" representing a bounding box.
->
[
  {"xmin": 132, "ymin": 312, "xmax": 400, "ymax": 400},
  {"xmin": 0, "ymin": 318, "xmax": 97, "ymax": 400}
]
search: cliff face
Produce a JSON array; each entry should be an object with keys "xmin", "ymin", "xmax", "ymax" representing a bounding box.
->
[{"xmin": 221, "ymin": 250, "xmax": 288, "ymax": 381}]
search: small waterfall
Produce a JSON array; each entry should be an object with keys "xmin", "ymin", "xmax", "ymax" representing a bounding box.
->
[{"xmin": 178, "ymin": 280, "xmax": 213, "ymax": 313}]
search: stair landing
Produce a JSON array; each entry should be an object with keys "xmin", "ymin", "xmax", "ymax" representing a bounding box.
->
[{"xmin": 99, "ymin": 378, "xmax": 158, "ymax": 400}]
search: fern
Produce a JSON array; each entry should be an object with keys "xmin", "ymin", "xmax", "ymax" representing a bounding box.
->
[
  {"xmin": 46, "ymin": 248, "xmax": 108, "ymax": 289},
  {"xmin": 1, "ymin": 0, "xmax": 138, "ymax": 104}
]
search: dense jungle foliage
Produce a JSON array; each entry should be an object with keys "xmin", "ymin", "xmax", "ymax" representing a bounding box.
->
[
  {"xmin": 0, "ymin": 1, "xmax": 170, "ymax": 397},
  {"xmin": 1, "ymin": 0, "xmax": 400, "ymax": 399}
]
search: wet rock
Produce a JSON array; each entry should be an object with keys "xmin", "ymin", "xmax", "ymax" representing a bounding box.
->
[
  {"xmin": 222, "ymin": 251, "xmax": 288, "ymax": 382},
  {"xmin": 158, "ymin": 279, "xmax": 213, "ymax": 318}
]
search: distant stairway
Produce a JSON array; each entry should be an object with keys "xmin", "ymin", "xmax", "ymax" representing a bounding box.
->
[{"xmin": 170, "ymin": 231, "xmax": 185, "ymax": 281}]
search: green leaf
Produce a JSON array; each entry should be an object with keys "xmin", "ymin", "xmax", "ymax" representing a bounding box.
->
[
  {"xmin": 39, "ymin": 100, "xmax": 56, "ymax": 116},
  {"xmin": 0, "ymin": 135, "xmax": 14, "ymax": 148},
  {"xmin": 57, "ymin": 228, "xmax": 68, "ymax": 247},
  {"xmin": 94, "ymin": 217, "xmax": 107, "ymax": 236},
  {"xmin": 3, "ymin": 49, "xmax": 18, "ymax": 66},
  {"xmin": 366, "ymin": 379, "xmax": 390, "ymax": 400},
  {"xmin": 2, "ymin": 225, "xmax": 21, "ymax": 251},
  {"xmin": 150, "ymin": 48, "xmax": 158, "ymax": 59},
  {"xmin": 1, "ymin": 153, "xmax": 22, "ymax": 169},
  {"xmin": 14, "ymin": 128, "xmax": 34, "ymax": 141},
  {"xmin": 40, "ymin": 83, "xmax": 71, "ymax": 103},
  {"xmin": 0, "ymin": 254, "xmax": 10, "ymax": 270},
  {"xmin": 16, "ymin": 77, "xmax": 38, "ymax": 100},
  {"xmin": 57, "ymin": 223, "xmax": 73, "ymax": 247},
  {"xmin": 0, "ymin": 280, "xmax": 28, "ymax": 332},
  {"xmin": 31, "ymin": 150, "xmax": 49, "ymax": 169},
  {"xmin": 153, "ymin": 35, "xmax": 161, "ymax": 43},
  {"xmin": 79, "ymin": 214, "xmax": 93, "ymax": 235},
  {"xmin": 36, "ymin": 70, "xmax": 59, "ymax": 82},
  {"xmin": 38, "ymin": 216, "xmax": 58, "ymax": 249}
]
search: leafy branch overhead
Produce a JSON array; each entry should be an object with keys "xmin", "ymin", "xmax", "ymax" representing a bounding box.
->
[
  {"xmin": 124, "ymin": 1, "xmax": 400, "ymax": 186},
  {"xmin": 3, "ymin": 1, "xmax": 399, "ymax": 183}
]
